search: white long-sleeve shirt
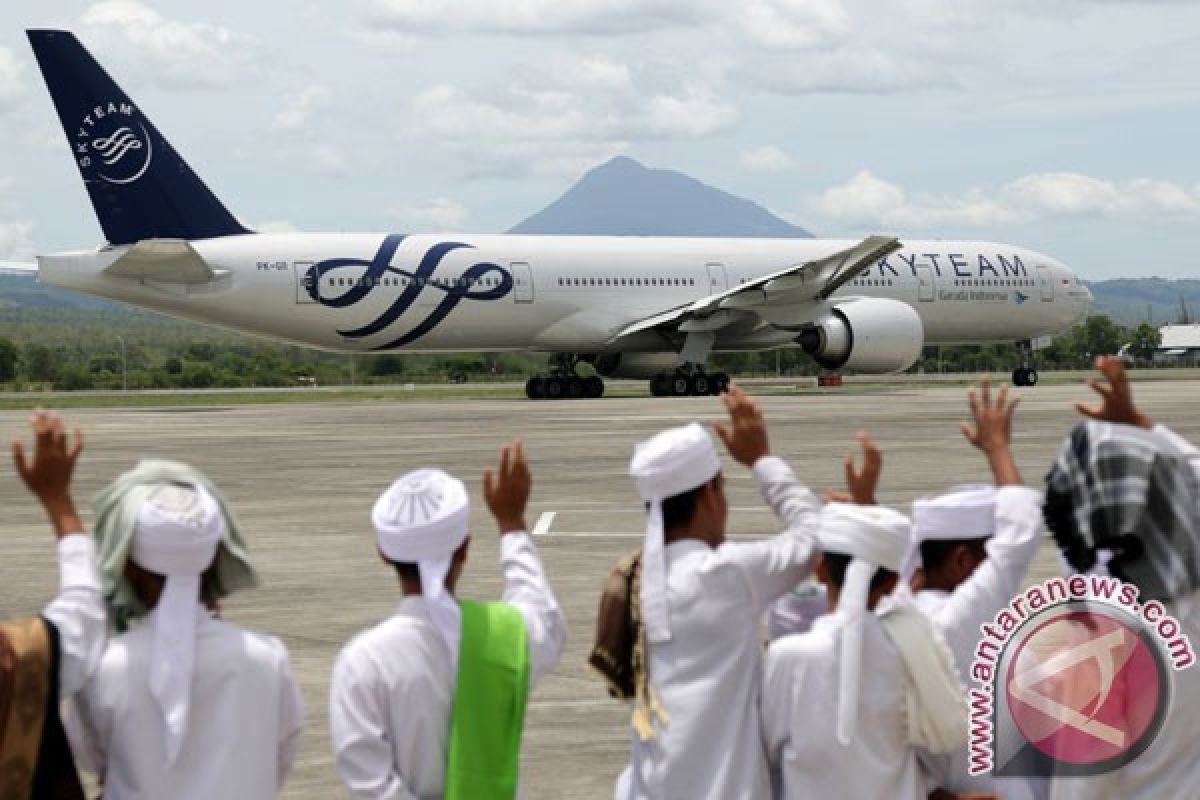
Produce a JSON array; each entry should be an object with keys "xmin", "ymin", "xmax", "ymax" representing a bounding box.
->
[
  {"xmin": 71, "ymin": 609, "xmax": 305, "ymax": 800},
  {"xmin": 914, "ymin": 485, "xmax": 1045, "ymax": 800},
  {"xmin": 762, "ymin": 610, "xmax": 925, "ymax": 800},
  {"xmin": 330, "ymin": 531, "xmax": 567, "ymax": 800},
  {"xmin": 620, "ymin": 456, "xmax": 821, "ymax": 800},
  {"xmin": 41, "ymin": 534, "xmax": 106, "ymax": 698},
  {"xmin": 1050, "ymin": 423, "xmax": 1200, "ymax": 800}
]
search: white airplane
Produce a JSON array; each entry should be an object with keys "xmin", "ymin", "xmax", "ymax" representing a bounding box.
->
[{"xmin": 12, "ymin": 29, "xmax": 1091, "ymax": 399}]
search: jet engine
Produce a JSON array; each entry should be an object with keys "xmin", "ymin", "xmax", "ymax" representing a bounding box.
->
[
  {"xmin": 592, "ymin": 352, "xmax": 681, "ymax": 379},
  {"xmin": 796, "ymin": 298, "xmax": 924, "ymax": 373}
]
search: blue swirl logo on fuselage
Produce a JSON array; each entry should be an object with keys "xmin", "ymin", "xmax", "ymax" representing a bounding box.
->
[{"xmin": 305, "ymin": 234, "xmax": 513, "ymax": 349}]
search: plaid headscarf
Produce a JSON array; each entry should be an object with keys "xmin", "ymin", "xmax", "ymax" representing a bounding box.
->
[
  {"xmin": 1044, "ymin": 420, "xmax": 1200, "ymax": 602},
  {"xmin": 93, "ymin": 459, "xmax": 259, "ymax": 632}
]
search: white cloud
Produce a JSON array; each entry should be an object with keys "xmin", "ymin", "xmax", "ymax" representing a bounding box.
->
[
  {"xmin": 811, "ymin": 169, "xmax": 1200, "ymax": 231},
  {"xmin": 0, "ymin": 220, "xmax": 35, "ymax": 260},
  {"xmin": 407, "ymin": 55, "xmax": 737, "ymax": 177},
  {"xmin": 80, "ymin": 0, "xmax": 258, "ymax": 89},
  {"xmin": 273, "ymin": 85, "xmax": 332, "ymax": 132},
  {"xmin": 390, "ymin": 197, "xmax": 470, "ymax": 229},
  {"xmin": 747, "ymin": 49, "xmax": 953, "ymax": 94},
  {"xmin": 740, "ymin": 145, "xmax": 796, "ymax": 173},
  {"xmin": 0, "ymin": 48, "xmax": 26, "ymax": 112},
  {"xmin": 366, "ymin": 0, "xmax": 707, "ymax": 35},
  {"xmin": 735, "ymin": 0, "xmax": 852, "ymax": 50}
]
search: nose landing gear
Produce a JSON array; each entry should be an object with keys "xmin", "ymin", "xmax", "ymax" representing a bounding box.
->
[{"xmin": 1012, "ymin": 340, "xmax": 1040, "ymax": 387}]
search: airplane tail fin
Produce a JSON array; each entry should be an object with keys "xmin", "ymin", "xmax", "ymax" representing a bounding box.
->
[{"xmin": 26, "ymin": 29, "xmax": 250, "ymax": 245}]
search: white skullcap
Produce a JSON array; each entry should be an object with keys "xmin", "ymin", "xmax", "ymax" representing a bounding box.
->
[
  {"xmin": 819, "ymin": 503, "xmax": 912, "ymax": 747},
  {"xmin": 372, "ymin": 469, "xmax": 470, "ymax": 666},
  {"xmin": 630, "ymin": 423, "xmax": 721, "ymax": 644},
  {"xmin": 913, "ymin": 484, "xmax": 996, "ymax": 542},
  {"xmin": 131, "ymin": 484, "xmax": 224, "ymax": 765}
]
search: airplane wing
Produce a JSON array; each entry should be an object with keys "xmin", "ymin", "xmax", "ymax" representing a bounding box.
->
[
  {"xmin": 0, "ymin": 261, "xmax": 39, "ymax": 276},
  {"xmin": 609, "ymin": 235, "xmax": 901, "ymax": 344}
]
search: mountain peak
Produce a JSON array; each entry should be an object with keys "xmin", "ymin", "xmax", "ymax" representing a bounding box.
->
[{"xmin": 509, "ymin": 157, "xmax": 813, "ymax": 238}]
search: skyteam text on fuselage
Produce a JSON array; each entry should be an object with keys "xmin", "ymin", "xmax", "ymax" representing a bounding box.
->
[{"xmin": 21, "ymin": 30, "xmax": 1091, "ymax": 399}]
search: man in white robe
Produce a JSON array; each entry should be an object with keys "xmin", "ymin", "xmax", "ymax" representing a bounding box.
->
[
  {"xmin": 762, "ymin": 503, "xmax": 968, "ymax": 800},
  {"xmin": 1045, "ymin": 357, "xmax": 1200, "ymax": 800},
  {"xmin": 69, "ymin": 461, "xmax": 305, "ymax": 800},
  {"xmin": 617, "ymin": 385, "xmax": 822, "ymax": 800},
  {"xmin": 907, "ymin": 381, "xmax": 1045, "ymax": 800},
  {"xmin": 329, "ymin": 440, "xmax": 566, "ymax": 799}
]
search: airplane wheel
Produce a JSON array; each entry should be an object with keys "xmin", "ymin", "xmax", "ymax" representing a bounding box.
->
[
  {"xmin": 545, "ymin": 376, "xmax": 565, "ymax": 399},
  {"xmin": 650, "ymin": 374, "xmax": 670, "ymax": 397},
  {"xmin": 584, "ymin": 375, "xmax": 605, "ymax": 398},
  {"xmin": 690, "ymin": 373, "xmax": 710, "ymax": 396},
  {"xmin": 525, "ymin": 376, "xmax": 545, "ymax": 399},
  {"xmin": 566, "ymin": 376, "xmax": 585, "ymax": 399},
  {"xmin": 671, "ymin": 374, "xmax": 691, "ymax": 397},
  {"xmin": 1026, "ymin": 368, "xmax": 1039, "ymax": 386},
  {"xmin": 712, "ymin": 372, "xmax": 731, "ymax": 394}
]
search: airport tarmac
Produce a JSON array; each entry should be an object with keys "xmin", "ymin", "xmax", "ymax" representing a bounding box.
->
[{"xmin": 1, "ymin": 378, "xmax": 1196, "ymax": 799}]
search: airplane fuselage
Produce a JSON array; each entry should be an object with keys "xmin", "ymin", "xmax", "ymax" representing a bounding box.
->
[{"xmin": 40, "ymin": 233, "xmax": 1091, "ymax": 357}]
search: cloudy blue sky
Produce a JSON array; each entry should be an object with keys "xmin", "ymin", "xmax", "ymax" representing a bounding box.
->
[{"xmin": 1, "ymin": 0, "xmax": 1198, "ymax": 279}]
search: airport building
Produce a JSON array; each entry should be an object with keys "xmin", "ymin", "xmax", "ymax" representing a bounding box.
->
[{"xmin": 1156, "ymin": 324, "xmax": 1200, "ymax": 365}]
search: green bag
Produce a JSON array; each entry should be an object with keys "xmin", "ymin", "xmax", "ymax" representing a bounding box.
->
[{"xmin": 444, "ymin": 600, "xmax": 531, "ymax": 800}]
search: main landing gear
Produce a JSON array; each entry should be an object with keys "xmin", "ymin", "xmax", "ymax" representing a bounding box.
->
[
  {"xmin": 525, "ymin": 354, "xmax": 605, "ymax": 400},
  {"xmin": 648, "ymin": 366, "xmax": 730, "ymax": 397},
  {"xmin": 1012, "ymin": 340, "xmax": 1039, "ymax": 387}
]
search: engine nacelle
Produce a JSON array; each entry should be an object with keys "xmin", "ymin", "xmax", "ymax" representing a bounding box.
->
[
  {"xmin": 796, "ymin": 298, "xmax": 924, "ymax": 373},
  {"xmin": 592, "ymin": 352, "xmax": 681, "ymax": 379}
]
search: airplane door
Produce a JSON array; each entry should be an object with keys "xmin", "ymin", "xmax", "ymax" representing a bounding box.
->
[
  {"xmin": 1036, "ymin": 265, "xmax": 1054, "ymax": 302},
  {"xmin": 915, "ymin": 264, "xmax": 935, "ymax": 302},
  {"xmin": 511, "ymin": 262, "xmax": 534, "ymax": 303},
  {"xmin": 294, "ymin": 262, "xmax": 317, "ymax": 304},
  {"xmin": 706, "ymin": 262, "xmax": 728, "ymax": 294}
]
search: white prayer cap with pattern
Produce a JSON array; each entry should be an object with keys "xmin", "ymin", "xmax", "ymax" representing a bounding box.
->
[
  {"xmin": 630, "ymin": 423, "xmax": 721, "ymax": 644},
  {"xmin": 819, "ymin": 502, "xmax": 912, "ymax": 747},
  {"xmin": 131, "ymin": 483, "xmax": 225, "ymax": 766},
  {"xmin": 372, "ymin": 468, "xmax": 470, "ymax": 666},
  {"xmin": 913, "ymin": 484, "xmax": 997, "ymax": 542}
]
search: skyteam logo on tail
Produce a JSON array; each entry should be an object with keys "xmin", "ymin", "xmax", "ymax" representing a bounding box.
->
[{"xmin": 75, "ymin": 101, "xmax": 152, "ymax": 185}]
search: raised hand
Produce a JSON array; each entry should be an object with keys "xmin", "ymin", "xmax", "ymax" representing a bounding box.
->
[
  {"xmin": 713, "ymin": 383, "xmax": 769, "ymax": 467},
  {"xmin": 483, "ymin": 439, "xmax": 531, "ymax": 534},
  {"xmin": 1075, "ymin": 355, "xmax": 1153, "ymax": 429},
  {"xmin": 959, "ymin": 379, "xmax": 1022, "ymax": 486},
  {"xmin": 12, "ymin": 409, "xmax": 85, "ymax": 538},
  {"xmin": 841, "ymin": 432, "xmax": 881, "ymax": 505}
]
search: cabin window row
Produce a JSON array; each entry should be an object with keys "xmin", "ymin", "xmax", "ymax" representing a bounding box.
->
[
  {"xmin": 327, "ymin": 276, "xmax": 504, "ymax": 289},
  {"xmin": 556, "ymin": 277, "xmax": 697, "ymax": 288},
  {"xmin": 952, "ymin": 278, "xmax": 1035, "ymax": 288}
]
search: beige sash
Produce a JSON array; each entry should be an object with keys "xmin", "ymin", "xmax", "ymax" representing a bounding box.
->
[{"xmin": 0, "ymin": 617, "xmax": 52, "ymax": 800}]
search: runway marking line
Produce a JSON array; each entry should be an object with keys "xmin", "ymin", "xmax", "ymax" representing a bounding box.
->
[{"xmin": 532, "ymin": 511, "xmax": 557, "ymax": 536}]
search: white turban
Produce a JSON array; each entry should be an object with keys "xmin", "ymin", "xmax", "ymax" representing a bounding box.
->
[
  {"xmin": 131, "ymin": 484, "xmax": 224, "ymax": 765},
  {"xmin": 630, "ymin": 423, "xmax": 721, "ymax": 644},
  {"xmin": 819, "ymin": 503, "xmax": 911, "ymax": 746},
  {"xmin": 372, "ymin": 468, "xmax": 470, "ymax": 666},
  {"xmin": 913, "ymin": 484, "xmax": 996, "ymax": 542}
]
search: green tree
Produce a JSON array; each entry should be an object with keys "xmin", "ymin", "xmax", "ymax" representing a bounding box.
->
[
  {"xmin": 1127, "ymin": 322, "xmax": 1162, "ymax": 363},
  {"xmin": 22, "ymin": 343, "xmax": 59, "ymax": 383},
  {"xmin": 1074, "ymin": 315, "xmax": 1125, "ymax": 361},
  {"xmin": 0, "ymin": 337, "xmax": 17, "ymax": 383}
]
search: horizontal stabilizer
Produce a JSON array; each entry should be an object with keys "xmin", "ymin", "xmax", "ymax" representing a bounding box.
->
[
  {"xmin": 104, "ymin": 239, "xmax": 224, "ymax": 284},
  {"xmin": 0, "ymin": 261, "xmax": 39, "ymax": 276}
]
